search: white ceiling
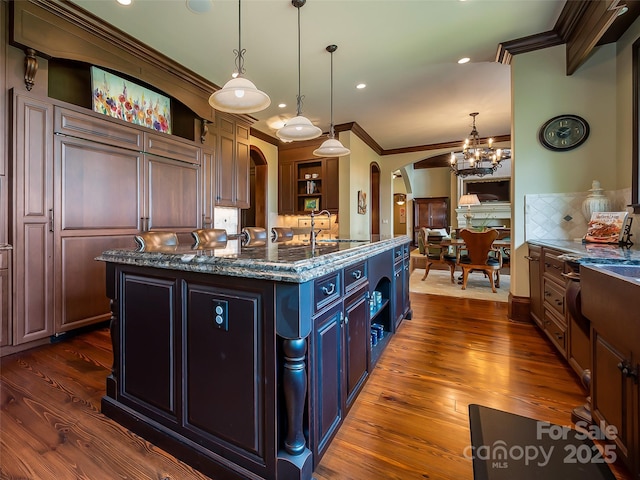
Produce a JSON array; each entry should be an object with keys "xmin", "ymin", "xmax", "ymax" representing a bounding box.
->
[{"xmin": 69, "ymin": 0, "xmax": 566, "ymax": 150}]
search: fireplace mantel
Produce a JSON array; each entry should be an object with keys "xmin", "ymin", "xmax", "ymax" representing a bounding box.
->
[{"xmin": 455, "ymin": 202, "xmax": 511, "ymax": 229}]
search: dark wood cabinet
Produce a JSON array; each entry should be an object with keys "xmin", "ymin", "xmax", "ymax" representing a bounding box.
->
[
  {"xmin": 582, "ymin": 264, "xmax": 640, "ymax": 479},
  {"xmin": 7, "ymin": 93, "xmax": 207, "ymax": 351},
  {"xmin": 12, "ymin": 93, "xmax": 55, "ymax": 345},
  {"xmin": 0, "ymin": 250, "xmax": 10, "ymax": 347},
  {"xmin": 393, "ymin": 243, "xmax": 410, "ymax": 329},
  {"xmin": 216, "ymin": 114, "xmax": 250, "ymax": 208},
  {"xmin": 343, "ymin": 284, "xmax": 370, "ymax": 410},
  {"xmin": 526, "ymin": 244, "xmax": 543, "ymax": 328},
  {"xmin": 278, "ymin": 143, "xmax": 340, "ymax": 215},
  {"xmin": 413, "ymin": 197, "xmax": 448, "ymax": 245},
  {"xmin": 541, "ymin": 247, "xmax": 568, "ymax": 358},
  {"xmin": 311, "ymin": 302, "xmax": 343, "ymax": 462}
]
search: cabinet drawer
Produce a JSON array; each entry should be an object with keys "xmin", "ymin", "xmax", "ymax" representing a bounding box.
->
[
  {"xmin": 393, "ymin": 246, "xmax": 404, "ymax": 264},
  {"xmin": 544, "ymin": 310, "xmax": 567, "ymax": 356},
  {"xmin": 345, "ymin": 261, "xmax": 367, "ymax": 292},
  {"xmin": 55, "ymin": 106, "xmax": 144, "ymax": 150},
  {"xmin": 543, "ymin": 249, "xmax": 565, "ymax": 283},
  {"xmin": 543, "ymin": 278, "xmax": 565, "ymax": 318},
  {"xmin": 314, "ymin": 272, "xmax": 342, "ymax": 313},
  {"xmin": 144, "ymin": 132, "xmax": 201, "ymax": 165}
]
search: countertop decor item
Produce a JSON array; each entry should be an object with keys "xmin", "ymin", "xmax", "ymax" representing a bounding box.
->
[
  {"xmin": 208, "ymin": 0, "xmax": 270, "ymax": 113},
  {"xmin": 581, "ymin": 180, "xmax": 611, "ymax": 221},
  {"xmin": 539, "ymin": 114, "xmax": 589, "ymax": 151}
]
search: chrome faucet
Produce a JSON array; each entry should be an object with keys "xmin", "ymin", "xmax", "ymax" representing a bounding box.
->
[{"xmin": 310, "ymin": 209, "xmax": 331, "ymax": 251}]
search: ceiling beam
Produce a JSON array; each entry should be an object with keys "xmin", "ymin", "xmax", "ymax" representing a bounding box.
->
[{"xmin": 497, "ymin": 0, "xmax": 639, "ymax": 75}]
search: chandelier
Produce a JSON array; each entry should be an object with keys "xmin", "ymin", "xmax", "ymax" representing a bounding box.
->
[{"xmin": 450, "ymin": 112, "xmax": 510, "ymax": 177}]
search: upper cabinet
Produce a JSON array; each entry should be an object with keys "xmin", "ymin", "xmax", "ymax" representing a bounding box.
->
[
  {"xmin": 278, "ymin": 142, "xmax": 340, "ymax": 215},
  {"xmin": 216, "ymin": 114, "xmax": 250, "ymax": 209}
]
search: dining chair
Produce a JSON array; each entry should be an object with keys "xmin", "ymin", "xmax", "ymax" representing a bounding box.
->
[
  {"xmin": 457, "ymin": 228, "xmax": 502, "ymax": 293},
  {"xmin": 191, "ymin": 228, "xmax": 228, "ymax": 248},
  {"xmin": 418, "ymin": 228, "xmax": 457, "ymax": 283}
]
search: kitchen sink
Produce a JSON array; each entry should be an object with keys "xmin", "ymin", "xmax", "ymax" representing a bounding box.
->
[{"xmin": 588, "ymin": 264, "xmax": 640, "ymax": 282}]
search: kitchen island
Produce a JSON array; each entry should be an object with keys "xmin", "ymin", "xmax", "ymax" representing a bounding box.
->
[{"xmin": 97, "ymin": 235, "xmax": 411, "ymax": 480}]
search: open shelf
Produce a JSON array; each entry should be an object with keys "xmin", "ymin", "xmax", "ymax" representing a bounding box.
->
[
  {"xmin": 370, "ymin": 332, "xmax": 391, "ymax": 367},
  {"xmin": 370, "ymin": 299, "xmax": 389, "ymax": 323}
]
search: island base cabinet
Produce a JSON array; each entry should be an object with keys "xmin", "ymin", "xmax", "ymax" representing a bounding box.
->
[
  {"xmin": 103, "ymin": 266, "xmax": 280, "ymax": 480},
  {"xmin": 309, "ymin": 284, "xmax": 370, "ymax": 466}
]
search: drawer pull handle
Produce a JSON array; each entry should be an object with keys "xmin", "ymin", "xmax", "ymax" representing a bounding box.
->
[
  {"xmin": 617, "ymin": 362, "xmax": 638, "ymax": 380},
  {"xmin": 321, "ymin": 283, "xmax": 336, "ymax": 296},
  {"xmin": 351, "ymin": 270, "xmax": 362, "ymax": 280}
]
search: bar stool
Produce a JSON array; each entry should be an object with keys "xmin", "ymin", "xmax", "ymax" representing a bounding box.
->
[
  {"xmin": 271, "ymin": 227, "xmax": 294, "ymax": 242},
  {"xmin": 134, "ymin": 231, "xmax": 178, "ymax": 250},
  {"xmin": 241, "ymin": 227, "xmax": 268, "ymax": 246},
  {"xmin": 191, "ymin": 228, "xmax": 228, "ymax": 248}
]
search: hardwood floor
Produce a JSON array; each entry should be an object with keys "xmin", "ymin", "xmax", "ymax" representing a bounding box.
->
[{"xmin": 0, "ymin": 293, "xmax": 631, "ymax": 479}]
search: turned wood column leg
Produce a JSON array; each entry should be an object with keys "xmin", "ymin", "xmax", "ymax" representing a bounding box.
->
[
  {"xmin": 282, "ymin": 338, "xmax": 307, "ymax": 456},
  {"xmin": 24, "ymin": 48, "xmax": 38, "ymax": 91}
]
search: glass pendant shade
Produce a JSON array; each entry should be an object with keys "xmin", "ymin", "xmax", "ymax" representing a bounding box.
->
[
  {"xmin": 313, "ymin": 137, "xmax": 350, "ymax": 157},
  {"xmin": 276, "ymin": 115, "xmax": 322, "ymax": 141},
  {"xmin": 209, "ymin": 77, "xmax": 270, "ymax": 114}
]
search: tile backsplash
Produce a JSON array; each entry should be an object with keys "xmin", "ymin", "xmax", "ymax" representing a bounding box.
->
[{"xmin": 525, "ymin": 187, "xmax": 637, "ymax": 242}]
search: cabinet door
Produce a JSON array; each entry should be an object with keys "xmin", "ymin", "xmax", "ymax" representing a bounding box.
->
[
  {"xmin": 54, "ymin": 135, "xmax": 144, "ymax": 333},
  {"xmin": 146, "ymin": 154, "xmax": 200, "ymax": 232},
  {"xmin": 0, "ymin": 251, "xmax": 9, "ymax": 347},
  {"xmin": 278, "ymin": 161, "xmax": 295, "ymax": 215},
  {"xmin": 235, "ymin": 123, "xmax": 250, "ymax": 209},
  {"xmin": 311, "ymin": 302, "xmax": 343, "ymax": 463},
  {"xmin": 343, "ymin": 286, "xmax": 369, "ymax": 410},
  {"xmin": 323, "ymin": 157, "xmax": 339, "ymax": 213},
  {"xmin": 216, "ymin": 116, "xmax": 236, "ymax": 206},
  {"xmin": 591, "ymin": 331, "xmax": 634, "ymax": 464},
  {"xmin": 527, "ymin": 244, "xmax": 543, "ymax": 327},
  {"xmin": 393, "ymin": 259, "xmax": 405, "ymax": 329},
  {"xmin": 13, "ymin": 94, "xmax": 55, "ymax": 344}
]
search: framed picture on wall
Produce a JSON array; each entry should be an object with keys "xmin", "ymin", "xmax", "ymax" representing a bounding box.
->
[
  {"xmin": 304, "ymin": 197, "xmax": 319, "ymax": 211},
  {"xmin": 91, "ymin": 66, "xmax": 172, "ymax": 134},
  {"xmin": 358, "ymin": 190, "xmax": 367, "ymax": 214}
]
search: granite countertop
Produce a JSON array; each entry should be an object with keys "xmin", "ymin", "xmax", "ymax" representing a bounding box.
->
[
  {"xmin": 528, "ymin": 239, "xmax": 640, "ymax": 265},
  {"xmin": 97, "ymin": 236, "xmax": 409, "ymax": 283}
]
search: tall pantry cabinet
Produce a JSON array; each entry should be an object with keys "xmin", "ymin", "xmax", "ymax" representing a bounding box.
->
[{"xmin": 9, "ymin": 92, "xmax": 203, "ymax": 350}]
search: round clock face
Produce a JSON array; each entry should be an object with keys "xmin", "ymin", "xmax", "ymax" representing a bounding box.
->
[{"xmin": 539, "ymin": 114, "xmax": 590, "ymax": 151}]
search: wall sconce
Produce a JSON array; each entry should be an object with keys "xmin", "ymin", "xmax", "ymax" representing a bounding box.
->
[{"xmin": 394, "ymin": 194, "xmax": 406, "ymax": 205}]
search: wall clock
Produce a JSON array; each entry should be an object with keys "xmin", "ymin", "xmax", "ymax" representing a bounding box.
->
[{"xmin": 538, "ymin": 114, "xmax": 590, "ymax": 151}]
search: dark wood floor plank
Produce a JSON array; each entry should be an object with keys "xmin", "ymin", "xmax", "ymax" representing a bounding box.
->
[{"xmin": 0, "ymin": 292, "xmax": 631, "ymax": 479}]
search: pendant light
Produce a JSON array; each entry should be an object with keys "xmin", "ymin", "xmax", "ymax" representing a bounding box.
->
[
  {"xmin": 313, "ymin": 45, "xmax": 350, "ymax": 157},
  {"xmin": 276, "ymin": 0, "xmax": 321, "ymax": 142},
  {"xmin": 208, "ymin": 0, "xmax": 270, "ymax": 114}
]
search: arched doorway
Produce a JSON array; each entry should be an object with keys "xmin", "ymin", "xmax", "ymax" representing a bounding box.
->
[
  {"xmin": 242, "ymin": 146, "xmax": 268, "ymax": 229},
  {"xmin": 370, "ymin": 163, "xmax": 381, "ymax": 241}
]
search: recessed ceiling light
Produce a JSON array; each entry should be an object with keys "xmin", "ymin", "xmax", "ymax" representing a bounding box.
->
[
  {"xmin": 186, "ymin": 0, "xmax": 212, "ymax": 14},
  {"xmin": 458, "ymin": 57, "xmax": 470, "ymax": 64},
  {"xmin": 278, "ymin": 103, "xmax": 287, "ymax": 108},
  {"xmin": 116, "ymin": 0, "xmax": 132, "ymax": 5},
  {"xmin": 356, "ymin": 83, "xmax": 366, "ymax": 89}
]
